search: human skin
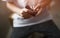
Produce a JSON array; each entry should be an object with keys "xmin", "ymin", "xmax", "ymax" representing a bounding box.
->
[{"xmin": 6, "ymin": 0, "xmax": 52, "ymax": 19}]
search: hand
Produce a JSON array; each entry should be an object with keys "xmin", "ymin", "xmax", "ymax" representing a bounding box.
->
[
  {"xmin": 25, "ymin": 5, "xmax": 37, "ymax": 16},
  {"xmin": 20, "ymin": 8, "xmax": 33, "ymax": 19},
  {"xmin": 33, "ymin": 4, "xmax": 43, "ymax": 16}
]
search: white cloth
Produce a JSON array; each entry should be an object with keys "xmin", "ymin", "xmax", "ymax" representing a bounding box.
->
[
  {"xmin": 12, "ymin": 8, "xmax": 52, "ymax": 27},
  {"xmin": 5, "ymin": 0, "xmax": 52, "ymax": 27}
]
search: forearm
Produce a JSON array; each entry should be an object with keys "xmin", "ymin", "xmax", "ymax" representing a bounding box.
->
[
  {"xmin": 6, "ymin": 2, "xmax": 22, "ymax": 14},
  {"xmin": 40, "ymin": 0, "xmax": 52, "ymax": 8}
]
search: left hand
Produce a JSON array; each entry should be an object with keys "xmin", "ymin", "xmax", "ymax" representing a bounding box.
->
[{"xmin": 33, "ymin": 4, "xmax": 43, "ymax": 16}]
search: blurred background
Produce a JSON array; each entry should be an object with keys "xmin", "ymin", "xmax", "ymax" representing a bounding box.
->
[{"xmin": 0, "ymin": 0, "xmax": 60, "ymax": 38}]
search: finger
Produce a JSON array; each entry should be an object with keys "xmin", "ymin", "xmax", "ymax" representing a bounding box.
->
[
  {"xmin": 26, "ymin": 5, "xmax": 33, "ymax": 11},
  {"xmin": 19, "ymin": 11, "xmax": 26, "ymax": 17},
  {"xmin": 35, "ymin": 8, "xmax": 40, "ymax": 12},
  {"xmin": 26, "ymin": 5, "xmax": 31, "ymax": 9},
  {"xmin": 36, "ymin": 8, "xmax": 42, "ymax": 16},
  {"xmin": 34, "ymin": 4, "xmax": 40, "ymax": 10},
  {"xmin": 22, "ymin": 12, "xmax": 33, "ymax": 19}
]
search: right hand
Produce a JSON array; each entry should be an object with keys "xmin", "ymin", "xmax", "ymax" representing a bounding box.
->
[{"xmin": 19, "ymin": 8, "xmax": 33, "ymax": 19}]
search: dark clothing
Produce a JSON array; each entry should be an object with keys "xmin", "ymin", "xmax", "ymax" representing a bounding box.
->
[{"xmin": 11, "ymin": 20, "xmax": 60, "ymax": 38}]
